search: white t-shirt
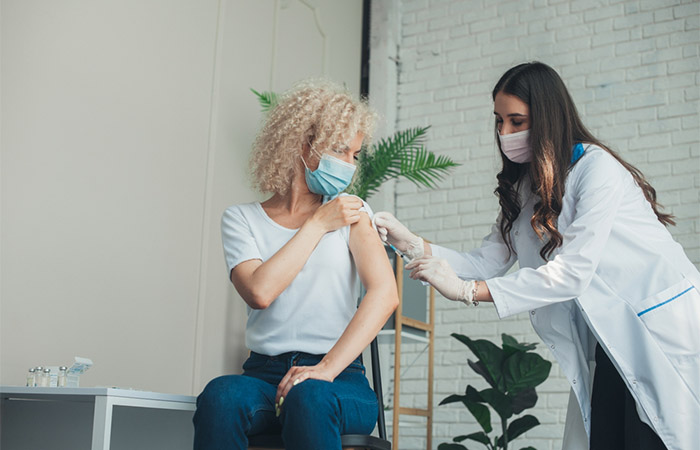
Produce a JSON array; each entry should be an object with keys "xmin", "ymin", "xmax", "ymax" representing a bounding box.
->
[{"xmin": 221, "ymin": 195, "xmax": 373, "ymax": 356}]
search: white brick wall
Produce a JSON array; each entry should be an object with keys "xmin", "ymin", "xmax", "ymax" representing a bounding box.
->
[{"xmin": 379, "ymin": 0, "xmax": 700, "ymax": 448}]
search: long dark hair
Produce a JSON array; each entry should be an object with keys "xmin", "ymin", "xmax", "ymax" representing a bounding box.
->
[{"xmin": 492, "ymin": 62, "xmax": 674, "ymax": 260}]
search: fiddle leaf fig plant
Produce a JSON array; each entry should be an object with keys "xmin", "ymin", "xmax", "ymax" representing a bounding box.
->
[
  {"xmin": 252, "ymin": 88, "xmax": 459, "ymax": 200},
  {"xmin": 438, "ymin": 333, "xmax": 551, "ymax": 450}
]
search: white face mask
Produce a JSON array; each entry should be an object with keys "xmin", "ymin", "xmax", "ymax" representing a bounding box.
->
[{"xmin": 498, "ymin": 129, "xmax": 532, "ymax": 163}]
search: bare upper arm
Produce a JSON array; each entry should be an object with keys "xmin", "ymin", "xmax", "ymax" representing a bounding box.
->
[
  {"xmin": 349, "ymin": 213, "xmax": 396, "ymax": 292},
  {"xmin": 230, "ymin": 258, "xmax": 264, "ymax": 307}
]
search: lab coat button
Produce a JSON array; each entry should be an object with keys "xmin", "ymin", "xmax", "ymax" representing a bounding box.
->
[
  {"xmin": 514, "ymin": 230, "xmax": 519, "ymax": 236},
  {"xmin": 530, "ymin": 310, "xmax": 536, "ymax": 316},
  {"xmin": 572, "ymin": 379, "xmax": 576, "ymax": 384},
  {"xmin": 550, "ymin": 344, "xmax": 555, "ymax": 350}
]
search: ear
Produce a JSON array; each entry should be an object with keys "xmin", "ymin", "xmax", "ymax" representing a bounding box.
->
[
  {"xmin": 299, "ymin": 142, "xmax": 320, "ymax": 172},
  {"xmin": 301, "ymin": 140, "xmax": 315, "ymax": 159}
]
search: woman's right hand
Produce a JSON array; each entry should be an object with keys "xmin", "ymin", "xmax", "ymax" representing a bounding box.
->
[
  {"xmin": 372, "ymin": 211, "xmax": 425, "ymax": 260},
  {"xmin": 309, "ymin": 195, "xmax": 364, "ymax": 233}
]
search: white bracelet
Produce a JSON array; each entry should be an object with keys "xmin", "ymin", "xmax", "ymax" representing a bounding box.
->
[{"xmin": 459, "ymin": 280, "xmax": 479, "ymax": 307}]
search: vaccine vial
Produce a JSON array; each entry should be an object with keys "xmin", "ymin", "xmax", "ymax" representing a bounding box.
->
[
  {"xmin": 58, "ymin": 366, "xmax": 68, "ymax": 387},
  {"xmin": 34, "ymin": 366, "xmax": 44, "ymax": 386},
  {"xmin": 40, "ymin": 368, "xmax": 51, "ymax": 387},
  {"xmin": 26, "ymin": 368, "xmax": 36, "ymax": 387}
]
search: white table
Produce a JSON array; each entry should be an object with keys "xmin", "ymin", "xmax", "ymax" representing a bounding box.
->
[{"xmin": 0, "ymin": 385, "xmax": 196, "ymax": 450}]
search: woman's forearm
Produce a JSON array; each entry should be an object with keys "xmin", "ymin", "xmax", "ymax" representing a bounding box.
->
[
  {"xmin": 240, "ymin": 219, "xmax": 326, "ymax": 308},
  {"xmin": 318, "ymin": 287, "xmax": 399, "ymax": 378}
]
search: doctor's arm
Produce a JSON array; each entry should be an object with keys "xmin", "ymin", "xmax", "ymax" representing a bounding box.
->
[
  {"xmin": 228, "ymin": 196, "xmax": 363, "ymax": 309},
  {"xmin": 406, "ymin": 153, "xmax": 626, "ymax": 312},
  {"xmin": 275, "ymin": 212, "xmax": 399, "ymax": 405},
  {"xmin": 486, "ymin": 153, "xmax": 627, "ymax": 318},
  {"xmin": 374, "ymin": 212, "xmax": 517, "ymax": 281},
  {"xmin": 429, "ymin": 221, "xmax": 517, "ymax": 280}
]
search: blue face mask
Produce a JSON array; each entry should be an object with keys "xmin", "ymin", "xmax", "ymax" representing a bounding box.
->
[{"xmin": 302, "ymin": 153, "xmax": 357, "ymax": 197}]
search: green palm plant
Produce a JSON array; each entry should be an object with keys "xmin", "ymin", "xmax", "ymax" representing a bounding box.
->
[{"xmin": 252, "ymin": 89, "xmax": 459, "ymax": 200}]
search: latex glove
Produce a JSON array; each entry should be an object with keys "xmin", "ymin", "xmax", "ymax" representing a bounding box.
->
[
  {"xmin": 404, "ymin": 256, "xmax": 476, "ymax": 305},
  {"xmin": 372, "ymin": 211, "xmax": 424, "ymax": 261}
]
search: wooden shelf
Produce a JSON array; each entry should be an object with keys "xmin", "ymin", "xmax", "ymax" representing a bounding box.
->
[{"xmin": 391, "ymin": 255, "xmax": 435, "ymax": 450}]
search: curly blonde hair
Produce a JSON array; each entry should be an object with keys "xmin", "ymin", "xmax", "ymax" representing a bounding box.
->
[{"xmin": 250, "ymin": 79, "xmax": 376, "ymax": 195}]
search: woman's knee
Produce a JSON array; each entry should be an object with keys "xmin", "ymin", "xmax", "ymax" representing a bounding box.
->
[
  {"xmin": 284, "ymin": 379, "xmax": 338, "ymax": 415},
  {"xmin": 198, "ymin": 376, "xmax": 231, "ymax": 407},
  {"xmin": 197, "ymin": 375, "xmax": 263, "ymax": 415}
]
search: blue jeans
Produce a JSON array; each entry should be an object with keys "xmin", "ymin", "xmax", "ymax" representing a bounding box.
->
[{"xmin": 192, "ymin": 351, "xmax": 378, "ymax": 450}]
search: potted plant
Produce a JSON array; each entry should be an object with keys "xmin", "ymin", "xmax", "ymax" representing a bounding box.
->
[
  {"xmin": 438, "ymin": 333, "xmax": 552, "ymax": 450},
  {"xmin": 251, "ymin": 89, "xmax": 459, "ymax": 200}
]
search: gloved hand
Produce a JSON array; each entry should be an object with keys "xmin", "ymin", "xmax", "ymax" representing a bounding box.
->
[
  {"xmin": 404, "ymin": 256, "xmax": 477, "ymax": 306},
  {"xmin": 372, "ymin": 212, "xmax": 424, "ymax": 261}
]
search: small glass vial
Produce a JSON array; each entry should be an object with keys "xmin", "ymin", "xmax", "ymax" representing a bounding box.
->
[
  {"xmin": 40, "ymin": 368, "xmax": 51, "ymax": 387},
  {"xmin": 26, "ymin": 368, "xmax": 36, "ymax": 387},
  {"xmin": 34, "ymin": 366, "xmax": 44, "ymax": 386},
  {"xmin": 57, "ymin": 366, "xmax": 68, "ymax": 387}
]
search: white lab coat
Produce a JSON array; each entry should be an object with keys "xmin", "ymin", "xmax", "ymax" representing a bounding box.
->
[{"xmin": 432, "ymin": 145, "xmax": 700, "ymax": 450}]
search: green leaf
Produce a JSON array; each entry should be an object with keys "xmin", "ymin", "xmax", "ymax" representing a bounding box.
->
[
  {"xmin": 463, "ymin": 386, "xmax": 492, "ymax": 434},
  {"xmin": 497, "ymin": 415, "xmax": 540, "ymax": 447},
  {"xmin": 503, "ymin": 352, "xmax": 552, "ymax": 394},
  {"xmin": 347, "ymin": 127, "xmax": 428, "ymax": 199},
  {"xmin": 461, "ymin": 432, "xmax": 491, "ymax": 446},
  {"xmin": 442, "ymin": 387, "xmax": 492, "ymax": 434},
  {"xmin": 508, "ymin": 415, "xmax": 540, "ymax": 441},
  {"xmin": 345, "ymin": 126, "xmax": 459, "ymax": 200},
  {"xmin": 502, "ymin": 333, "xmax": 537, "ymax": 358},
  {"xmin": 468, "ymin": 359, "xmax": 498, "ymax": 389},
  {"xmin": 398, "ymin": 146, "xmax": 459, "ymax": 188},
  {"xmin": 479, "ymin": 388, "xmax": 513, "ymax": 419},
  {"xmin": 465, "ymin": 385, "xmax": 485, "ymax": 402},
  {"xmin": 465, "ymin": 401, "xmax": 492, "ymax": 435},
  {"xmin": 250, "ymin": 88, "xmax": 278, "ymax": 113},
  {"xmin": 437, "ymin": 444, "xmax": 468, "ymax": 450},
  {"xmin": 439, "ymin": 394, "xmax": 468, "ymax": 406},
  {"xmin": 509, "ymin": 387, "xmax": 538, "ymax": 415},
  {"xmin": 452, "ymin": 333, "xmax": 506, "ymax": 390}
]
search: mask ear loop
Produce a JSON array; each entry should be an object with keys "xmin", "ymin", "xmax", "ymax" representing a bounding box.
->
[
  {"xmin": 301, "ymin": 135, "xmax": 323, "ymax": 170},
  {"xmin": 300, "ymin": 137, "xmax": 315, "ymax": 171}
]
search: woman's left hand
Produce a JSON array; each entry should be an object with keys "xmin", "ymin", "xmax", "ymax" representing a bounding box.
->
[
  {"xmin": 405, "ymin": 256, "xmax": 466, "ymax": 302},
  {"xmin": 275, "ymin": 362, "xmax": 335, "ymax": 416}
]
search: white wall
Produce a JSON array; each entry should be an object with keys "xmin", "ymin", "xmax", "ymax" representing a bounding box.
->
[
  {"xmin": 375, "ymin": 0, "xmax": 700, "ymax": 448},
  {"xmin": 1, "ymin": 0, "xmax": 363, "ymax": 395}
]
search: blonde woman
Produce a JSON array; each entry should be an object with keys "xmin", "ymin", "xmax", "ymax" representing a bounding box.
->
[{"xmin": 193, "ymin": 80, "xmax": 399, "ymax": 450}]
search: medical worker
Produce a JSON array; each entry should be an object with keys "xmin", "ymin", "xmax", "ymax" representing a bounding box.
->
[{"xmin": 374, "ymin": 62, "xmax": 699, "ymax": 450}]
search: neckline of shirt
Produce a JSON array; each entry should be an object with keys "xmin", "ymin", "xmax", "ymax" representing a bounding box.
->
[{"xmin": 254, "ymin": 202, "xmax": 300, "ymax": 232}]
